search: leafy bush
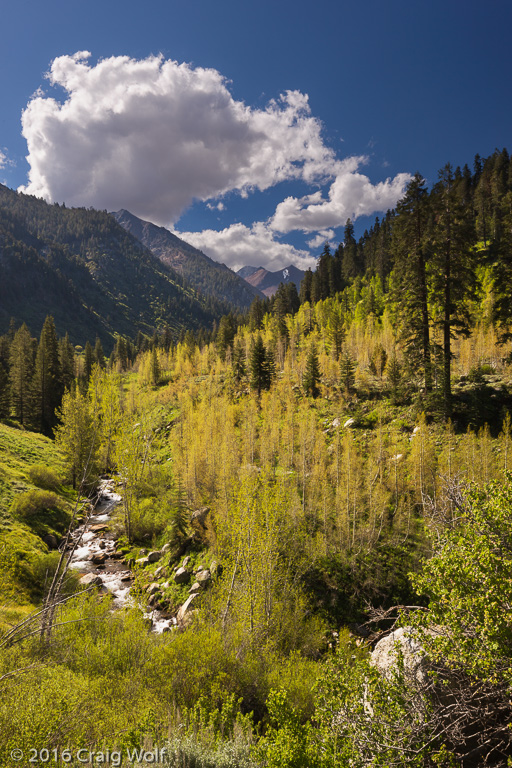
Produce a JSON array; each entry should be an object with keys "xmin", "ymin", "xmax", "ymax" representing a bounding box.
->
[
  {"xmin": 467, "ymin": 362, "xmax": 495, "ymax": 383},
  {"xmin": 25, "ymin": 551, "xmax": 80, "ymax": 600},
  {"xmin": 10, "ymin": 489, "xmax": 63, "ymax": 521},
  {"xmin": 163, "ymin": 735, "xmax": 257, "ymax": 768},
  {"xmin": 254, "ymin": 688, "xmax": 319, "ymax": 768},
  {"xmin": 27, "ymin": 463, "xmax": 62, "ymax": 492},
  {"xmin": 130, "ymin": 497, "xmax": 169, "ymax": 543}
]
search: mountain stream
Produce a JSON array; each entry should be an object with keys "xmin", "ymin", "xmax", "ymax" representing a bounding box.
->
[{"xmin": 68, "ymin": 479, "xmax": 175, "ymax": 633}]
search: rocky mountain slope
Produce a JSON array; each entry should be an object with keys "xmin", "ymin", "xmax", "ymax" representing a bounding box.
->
[
  {"xmin": 112, "ymin": 209, "xmax": 263, "ymax": 310},
  {"xmin": 237, "ymin": 264, "xmax": 305, "ymax": 297}
]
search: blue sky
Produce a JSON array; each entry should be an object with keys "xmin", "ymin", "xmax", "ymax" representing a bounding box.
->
[{"xmin": 1, "ymin": 0, "xmax": 511, "ymax": 271}]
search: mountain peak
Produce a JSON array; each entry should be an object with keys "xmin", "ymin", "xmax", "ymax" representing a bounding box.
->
[{"xmin": 237, "ymin": 264, "xmax": 305, "ymax": 297}]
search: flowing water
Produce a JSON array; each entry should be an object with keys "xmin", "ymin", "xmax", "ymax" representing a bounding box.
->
[{"xmin": 68, "ymin": 479, "xmax": 175, "ymax": 633}]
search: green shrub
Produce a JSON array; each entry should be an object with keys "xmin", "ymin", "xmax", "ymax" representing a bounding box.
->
[
  {"xmin": 27, "ymin": 463, "xmax": 62, "ymax": 492},
  {"xmin": 25, "ymin": 551, "xmax": 80, "ymax": 600},
  {"xmin": 254, "ymin": 688, "xmax": 319, "ymax": 768},
  {"xmin": 10, "ymin": 489, "xmax": 63, "ymax": 521},
  {"xmin": 130, "ymin": 497, "xmax": 169, "ymax": 542},
  {"xmin": 164, "ymin": 732, "xmax": 257, "ymax": 768},
  {"xmin": 467, "ymin": 362, "xmax": 495, "ymax": 383}
]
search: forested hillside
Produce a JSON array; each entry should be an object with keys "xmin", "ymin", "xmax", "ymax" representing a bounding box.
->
[
  {"xmin": 0, "ymin": 185, "xmax": 229, "ymax": 347},
  {"xmin": 1, "ymin": 148, "xmax": 512, "ymax": 766},
  {"xmin": 113, "ymin": 209, "xmax": 263, "ymax": 309}
]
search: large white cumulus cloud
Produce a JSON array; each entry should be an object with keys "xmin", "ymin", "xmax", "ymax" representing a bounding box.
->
[
  {"xmin": 20, "ymin": 52, "xmax": 336, "ymax": 225},
  {"xmin": 19, "ymin": 51, "xmax": 411, "ymax": 268}
]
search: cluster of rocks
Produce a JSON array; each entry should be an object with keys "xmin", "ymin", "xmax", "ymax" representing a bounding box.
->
[
  {"xmin": 322, "ymin": 416, "xmax": 356, "ymax": 435},
  {"xmin": 140, "ymin": 552, "xmax": 221, "ymax": 630},
  {"xmin": 71, "ymin": 486, "xmax": 221, "ymax": 635}
]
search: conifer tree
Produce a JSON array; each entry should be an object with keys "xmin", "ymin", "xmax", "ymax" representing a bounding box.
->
[
  {"xmin": 216, "ymin": 314, "xmax": 236, "ymax": 361},
  {"xmin": 316, "ymin": 242, "xmax": 333, "ymax": 300},
  {"xmin": 149, "ymin": 346, "xmax": 161, "ymax": 386},
  {"xmin": 0, "ymin": 364, "xmax": 9, "ymax": 420},
  {"xmin": 59, "ymin": 333, "xmax": 76, "ymax": 391},
  {"xmin": 339, "ymin": 350, "xmax": 356, "ymax": 393},
  {"xmin": 342, "ymin": 218, "xmax": 359, "ymax": 281},
  {"xmin": 272, "ymin": 284, "xmax": 290, "ymax": 342},
  {"xmin": 326, "ymin": 303, "xmax": 345, "ymax": 360},
  {"xmin": 386, "ymin": 353, "xmax": 402, "ymax": 404},
  {"xmin": 232, "ymin": 338, "xmax": 246, "ymax": 383},
  {"xmin": 391, "ymin": 173, "xmax": 432, "ymax": 392},
  {"xmin": 303, "ymin": 344, "xmax": 321, "ymax": 397},
  {"xmin": 34, "ymin": 315, "xmax": 62, "ymax": 434},
  {"xmin": 114, "ymin": 335, "xmax": 129, "ymax": 371},
  {"xmin": 0, "ymin": 335, "xmax": 10, "ymax": 419},
  {"xmin": 9, "ymin": 323, "xmax": 35, "ymax": 427},
  {"xmin": 83, "ymin": 340, "xmax": 94, "ymax": 383},
  {"xmin": 491, "ymin": 190, "xmax": 512, "ymax": 340},
  {"xmin": 431, "ymin": 164, "xmax": 475, "ymax": 416},
  {"xmin": 249, "ymin": 297, "xmax": 264, "ymax": 331},
  {"xmin": 299, "ymin": 269, "xmax": 313, "ymax": 304},
  {"xmin": 250, "ymin": 334, "xmax": 273, "ymax": 397},
  {"xmin": 94, "ymin": 337, "xmax": 105, "ymax": 369}
]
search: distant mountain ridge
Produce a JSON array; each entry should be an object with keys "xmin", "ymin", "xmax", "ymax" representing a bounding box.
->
[
  {"xmin": 0, "ymin": 185, "xmax": 225, "ymax": 347},
  {"xmin": 112, "ymin": 210, "xmax": 263, "ymax": 310},
  {"xmin": 237, "ymin": 264, "xmax": 305, "ymax": 297}
]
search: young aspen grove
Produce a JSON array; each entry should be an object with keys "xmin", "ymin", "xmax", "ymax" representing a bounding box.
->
[{"xmin": 1, "ymin": 148, "xmax": 512, "ymax": 765}]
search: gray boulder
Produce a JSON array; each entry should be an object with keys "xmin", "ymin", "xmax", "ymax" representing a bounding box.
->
[
  {"xmin": 191, "ymin": 507, "xmax": 210, "ymax": 528},
  {"xmin": 79, "ymin": 573, "xmax": 103, "ymax": 588},
  {"xmin": 177, "ymin": 594, "xmax": 197, "ymax": 623},
  {"xmin": 371, "ymin": 627, "xmax": 429, "ymax": 684},
  {"xmin": 196, "ymin": 569, "xmax": 211, "ymax": 585},
  {"xmin": 43, "ymin": 533, "xmax": 59, "ymax": 550},
  {"xmin": 174, "ymin": 567, "xmax": 191, "ymax": 585},
  {"xmin": 90, "ymin": 552, "xmax": 107, "ymax": 565}
]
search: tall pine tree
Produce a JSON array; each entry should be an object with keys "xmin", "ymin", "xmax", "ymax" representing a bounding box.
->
[
  {"xmin": 431, "ymin": 164, "xmax": 475, "ymax": 416},
  {"xmin": 34, "ymin": 315, "xmax": 62, "ymax": 434},
  {"xmin": 9, "ymin": 324, "xmax": 35, "ymax": 427},
  {"xmin": 391, "ymin": 173, "xmax": 432, "ymax": 392}
]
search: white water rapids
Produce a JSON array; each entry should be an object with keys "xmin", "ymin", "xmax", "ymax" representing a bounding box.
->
[{"xmin": 68, "ymin": 479, "xmax": 175, "ymax": 633}]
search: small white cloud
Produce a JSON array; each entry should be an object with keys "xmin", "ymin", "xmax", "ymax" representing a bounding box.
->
[
  {"xmin": 174, "ymin": 221, "xmax": 316, "ymax": 273},
  {"xmin": 307, "ymin": 230, "xmax": 335, "ymax": 249},
  {"xmin": 271, "ymin": 157, "xmax": 411, "ymax": 233},
  {"xmin": 0, "ymin": 148, "xmax": 15, "ymax": 171}
]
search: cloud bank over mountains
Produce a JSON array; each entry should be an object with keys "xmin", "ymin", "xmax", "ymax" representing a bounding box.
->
[
  {"xmin": 175, "ymin": 222, "xmax": 313, "ymax": 274},
  {"xmin": 20, "ymin": 52, "xmax": 410, "ymax": 269}
]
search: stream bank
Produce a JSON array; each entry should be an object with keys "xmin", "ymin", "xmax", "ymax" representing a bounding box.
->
[{"xmin": 68, "ymin": 479, "xmax": 203, "ymax": 633}]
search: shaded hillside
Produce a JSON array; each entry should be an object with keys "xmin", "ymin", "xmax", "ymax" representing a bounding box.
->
[
  {"xmin": 238, "ymin": 264, "xmax": 305, "ymax": 297},
  {"xmin": 112, "ymin": 209, "xmax": 263, "ymax": 309},
  {"xmin": 0, "ymin": 186, "xmax": 226, "ymax": 347}
]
